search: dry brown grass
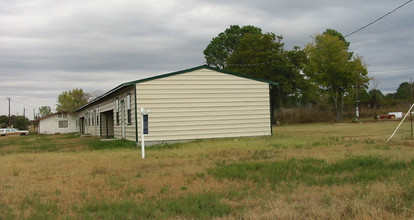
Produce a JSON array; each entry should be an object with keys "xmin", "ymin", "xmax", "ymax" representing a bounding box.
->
[{"xmin": 1, "ymin": 121, "xmax": 414, "ymax": 219}]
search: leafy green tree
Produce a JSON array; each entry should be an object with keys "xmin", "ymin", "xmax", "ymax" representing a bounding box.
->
[
  {"xmin": 38, "ymin": 106, "xmax": 52, "ymax": 118},
  {"xmin": 56, "ymin": 88, "xmax": 88, "ymax": 112},
  {"xmin": 368, "ymin": 89, "xmax": 384, "ymax": 109},
  {"xmin": 203, "ymin": 25, "xmax": 262, "ymax": 69},
  {"xmin": 226, "ymin": 33, "xmax": 310, "ymax": 108},
  {"xmin": 0, "ymin": 115, "xmax": 30, "ymax": 129},
  {"xmin": 0, "ymin": 115, "xmax": 8, "ymax": 128},
  {"xmin": 384, "ymin": 93, "xmax": 395, "ymax": 99},
  {"xmin": 304, "ymin": 30, "xmax": 369, "ymax": 122},
  {"xmin": 12, "ymin": 115, "xmax": 30, "ymax": 130},
  {"xmin": 395, "ymin": 82, "xmax": 413, "ymax": 102}
]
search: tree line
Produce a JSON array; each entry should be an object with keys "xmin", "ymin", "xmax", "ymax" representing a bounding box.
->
[
  {"xmin": 204, "ymin": 25, "xmax": 412, "ymax": 122},
  {"xmin": 4, "ymin": 24, "xmax": 410, "ymax": 128}
]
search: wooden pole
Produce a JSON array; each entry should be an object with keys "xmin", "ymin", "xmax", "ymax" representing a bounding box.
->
[
  {"xmin": 7, "ymin": 97, "xmax": 11, "ymax": 128},
  {"xmin": 411, "ymin": 78, "xmax": 413, "ymax": 138}
]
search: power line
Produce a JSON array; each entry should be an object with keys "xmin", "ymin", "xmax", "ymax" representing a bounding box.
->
[
  {"xmin": 370, "ymin": 66, "xmax": 414, "ymax": 73},
  {"xmin": 344, "ymin": 0, "xmax": 413, "ymax": 38},
  {"xmin": 11, "ymin": 98, "xmax": 36, "ymax": 109},
  {"xmin": 226, "ymin": 0, "xmax": 412, "ymax": 68}
]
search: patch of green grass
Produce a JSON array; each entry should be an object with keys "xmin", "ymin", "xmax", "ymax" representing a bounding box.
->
[
  {"xmin": 79, "ymin": 192, "xmax": 231, "ymax": 220},
  {"xmin": 87, "ymin": 139, "xmax": 137, "ymax": 150},
  {"xmin": 0, "ymin": 204, "xmax": 15, "ymax": 219},
  {"xmin": 310, "ymin": 136, "xmax": 341, "ymax": 147},
  {"xmin": 19, "ymin": 194, "xmax": 61, "ymax": 219},
  {"xmin": 269, "ymin": 143, "xmax": 288, "ymax": 149},
  {"xmin": 123, "ymin": 186, "xmax": 146, "ymax": 197},
  {"xmin": 251, "ymin": 149, "xmax": 277, "ymax": 160},
  {"xmin": 364, "ymin": 139, "xmax": 375, "ymax": 144},
  {"xmin": 159, "ymin": 185, "xmax": 170, "ymax": 194},
  {"xmin": 21, "ymin": 143, "xmax": 58, "ymax": 151},
  {"xmin": 386, "ymin": 174, "xmax": 414, "ymax": 215},
  {"xmin": 61, "ymin": 133, "xmax": 80, "ymax": 139},
  {"xmin": 208, "ymin": 156, "xmax": 413, "ymax": 187},
  {"xmin": 0, "ymin": 138, "xmax": 15, "ymax": 147},
  {"xmin": 147, "ymin": 142, "xmax": 182, "ymax": 151}
]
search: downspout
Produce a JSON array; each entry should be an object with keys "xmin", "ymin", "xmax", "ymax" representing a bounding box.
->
[{"xmin": 134, "ymin": 84, "xmax": 138, "ymax": 142}]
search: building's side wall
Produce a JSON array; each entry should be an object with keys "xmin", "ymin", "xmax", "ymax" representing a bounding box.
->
[
  {"xmin": 136, "ymin": 69, "xmax": 271, "ymax": 142},
  {"xmin": 76, "ymin": 86, "xmax": 136, "ymax": 141},
  {"xmin": 38, "ymin": 114, "xmax": 77, "ymax": 134}
]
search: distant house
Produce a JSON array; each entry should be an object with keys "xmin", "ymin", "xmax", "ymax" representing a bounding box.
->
[
  {"xmin": 75, "ymin": 65, "xmax": 277, "ymax": 144},
  {"xmin": 36, "ymin": 112, "xmax": 77, "ymax": 134}
]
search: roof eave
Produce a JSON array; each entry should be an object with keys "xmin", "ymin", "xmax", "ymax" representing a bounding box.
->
[{"xmin": 75, "ymin": 65, "xmax": 279, "ymax": 112}]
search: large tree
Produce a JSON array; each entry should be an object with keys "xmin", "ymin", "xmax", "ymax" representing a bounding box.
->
[
  {"xmin": 395, "ymin": 82, "xmax": 413, "ymax": 102},
  {"xmin": 368, "ymin": 89, "xmax": 384, "ymax": 109},
  {"xmin": 304, "ymin": 30, "xmax": 369, "ymax": 122},
  {"xmin": 38, "ymin": 106, "xmax": 52, "ymax": 118},
  {"xmin": 226, "ymin": 33, "xmax": 310, "ymax": 108},
  {"xmin": 56, "ymin": 88, "xmax": 88, "ymax": 112},
  {"xmin": 0, "ymin": 115, "xmax": 30, "ymax": 130},
  {"xmin": 203, "ymin": 25, "xmax": 262, "ymax": 69}
]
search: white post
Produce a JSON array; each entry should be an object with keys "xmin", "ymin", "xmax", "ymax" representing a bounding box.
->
[{"xmin": 141, "ymin": 107, "xmax": 145, "ymax": 159}]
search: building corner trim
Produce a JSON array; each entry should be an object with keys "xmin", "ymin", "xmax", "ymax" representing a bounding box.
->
[{"xmin": 134, "ymin": 84, "xmax": 138, "ymax": 142}]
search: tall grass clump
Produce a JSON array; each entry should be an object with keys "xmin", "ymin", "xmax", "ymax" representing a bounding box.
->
[{"xmin": 209, "ymin": 156, "xmax": 414, "ymax": 187}]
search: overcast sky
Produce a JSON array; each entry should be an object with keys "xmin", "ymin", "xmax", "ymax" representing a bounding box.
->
[{"xmin": 1, "ymin": 0, "xmax": 413, "ymax": 119}]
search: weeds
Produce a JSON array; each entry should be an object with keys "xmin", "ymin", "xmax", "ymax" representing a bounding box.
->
[
  {"xmin": 11, "ymin": 165, "xmax": 19, "ymax": 176},
  {"xmin": 80, "ymin": 192, "xmax": 231, "ymax": 219},
  {"xmin": 87, "ymin": 139, "xmax": 136, "ymax": 150},
  {"xmin": 208, "ymin": 156, "xmax": 413, "ymax": 187},
  {"xmin": 148, "ymin": 142, "xmax": 182, "ymax": 151},
  {"xmin": 2, "ymin": 122, "xmax": 414, "ymax": 219},
  {"xmin": 19, "ymin": 194, "xmax": 61, "ymax": 219}
]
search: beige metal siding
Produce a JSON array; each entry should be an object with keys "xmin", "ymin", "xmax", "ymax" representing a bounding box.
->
[
  {"xmin": 136, "ymin": 69, "xmax": 270, "ymax": 142},
  {"xmin": 77, "ymin": 86, "xmax": 136, "ymax": 141}
]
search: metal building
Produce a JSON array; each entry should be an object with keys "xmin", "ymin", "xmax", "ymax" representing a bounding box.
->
[{"xmin": 75, "ymin": 65, "xmax": 276, "ymax": 144}]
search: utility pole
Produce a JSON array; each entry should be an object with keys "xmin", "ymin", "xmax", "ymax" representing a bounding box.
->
[
  {"xmin": 411, "ymin": 78, "xmax": 413, "ymax": 138},
  {"xmin": 7, "ymin": 97, "xmax": 11, "ymax": 128},
  {"xmin": 23, "ymin": 108, "xmax": 26, "ymax": 118},
  {"xmin": 355, "ymin": 73, "xmax": 359, "ymax": 121}
]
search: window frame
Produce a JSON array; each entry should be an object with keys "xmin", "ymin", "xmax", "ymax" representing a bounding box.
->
[
  {"xmin": 96, "ymin": 106, "xmax": 99, "ymax": 126},
  {"xmin": 58, "ymin": 120, "xmax": 69, "ymax": 128},
  {"xmin": 126, "ymin": 93, "xmax": 132, "ymax": 125},
  {"xmin": 115, "ymin": 98, "xmax": 120, "ymax": 125}
]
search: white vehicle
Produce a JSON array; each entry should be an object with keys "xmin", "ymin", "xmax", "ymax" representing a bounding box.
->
[{"xmin": 0, "ymin": 128, "xmax": 30, "ymax": 136}]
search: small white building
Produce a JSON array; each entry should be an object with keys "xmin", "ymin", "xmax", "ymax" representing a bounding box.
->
[
  {"xmin": 36, "ymin": 112, "xmax": 77, "ymax": 134},
  {"xmin": 75, "ymin": 65, "xmax": 277, "ymax": 143}
]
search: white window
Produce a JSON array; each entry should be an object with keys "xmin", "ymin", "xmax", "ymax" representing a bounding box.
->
[
  {"xmin": 126, "ymin": 94, "xmax": 131, "ymax": 110},
  {"xmin": 58, "ymin": 113, "xmax": 67, "ymax": 118},
  {"xmin": 96, "ymin": 106, "xmax": 99, "ymax": 126},
  {"xmin": 115, "ymin": 98, "xmax": 119, "ymax": 125},
  {"xmin": 92, "ymin": 110, "xmax": 94, "ymax": 125},
  {"xmin": 59, "ymin": 120, "xmax": 68, "ymax": 128},
  {"xmin": 126, "ymin": 93, "xmax": 132, "ymax": 125},
  {"xmin": 87, "ymin": 111, "xmax": 89, "ymax": 126}
]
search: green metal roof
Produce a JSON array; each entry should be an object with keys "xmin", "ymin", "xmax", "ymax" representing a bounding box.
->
[{"xmin": 75, "ymin": 65, "xmax": 278, "ymax": 112}]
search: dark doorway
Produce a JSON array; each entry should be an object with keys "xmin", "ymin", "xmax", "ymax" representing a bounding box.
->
[
  {"xmin": 79, "ymin": 117, "xmax": 85, "ymax": 133},
  {"xmin": 100, "ymin": 110, "xmax": 114, "ymax": 138}
]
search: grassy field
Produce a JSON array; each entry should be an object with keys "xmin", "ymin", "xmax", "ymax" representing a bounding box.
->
[{"xmin": 1, "ymin": 121, "xmax": 414, "ymax": 219}]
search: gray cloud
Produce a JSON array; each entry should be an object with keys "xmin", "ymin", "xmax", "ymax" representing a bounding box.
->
[{"xmin": 1, "ymin": 0, "xmax": 413, "ymax": 118}]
